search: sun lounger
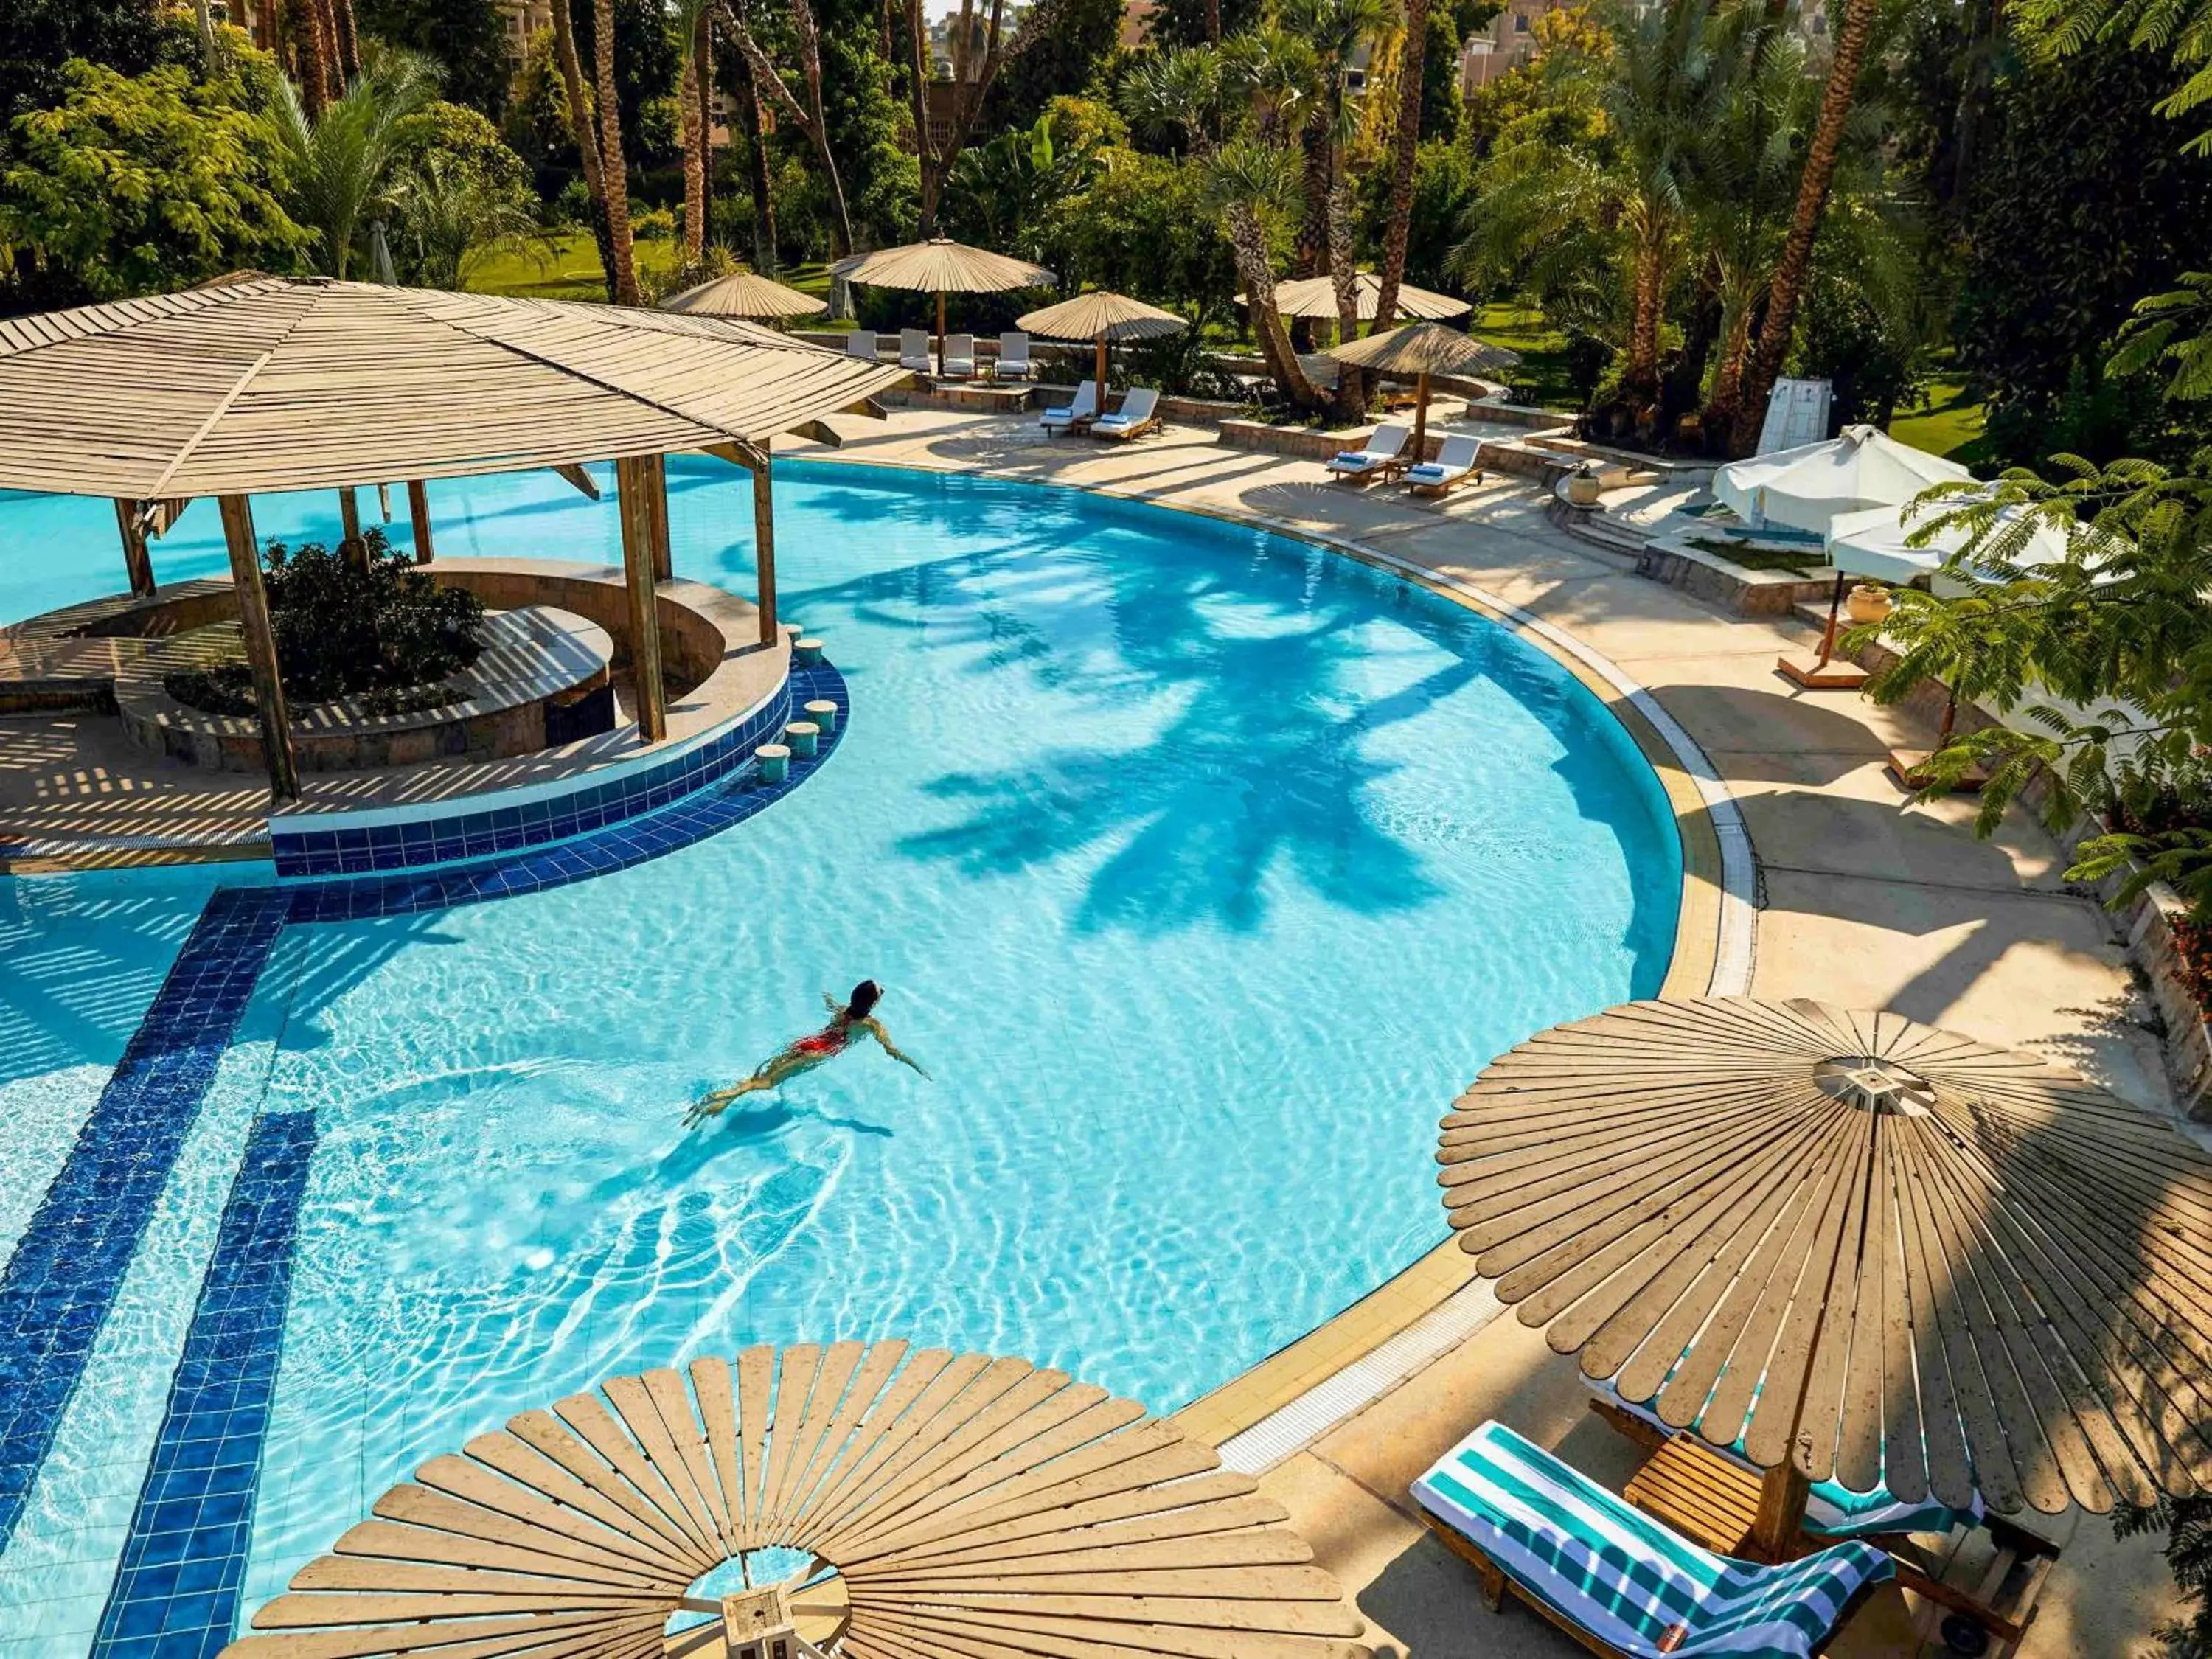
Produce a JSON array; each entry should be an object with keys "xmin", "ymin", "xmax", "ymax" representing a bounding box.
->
[
  {"xmin": 1325, "ymin": 422, "xmax": 1409, "ymax": 482},
  {"xmin": 940, "ymin": 333, "xmax": 977, "ymax": 379},
  {"xmin": 995, "ymin": 332, "xmax": 1033, "ymax": 380},
  {"xmin": 1090, "ymin": 386, "xmax": 1160, "ymax": 440},
  {"xmin": 898, "ymin": 329, "xmax": 932, "ymax": 374},
  {"xmin": 845, "ymin": 330, "xmax": 879, "ymax": 361},
  {"xmin": 1404, "ymin": 434, "xmax": 1481, "ymax": 496},
  {"xmin": 1039, "ymin": 380, "xmax": 1099, "ymax": 437},
  {"xmin": 1413, "ymin": 1421, "xmax": 1893, "ymax": 1659}
]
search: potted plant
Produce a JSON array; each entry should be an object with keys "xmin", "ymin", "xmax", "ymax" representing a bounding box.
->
[
  {"xmin": 1565, "ymin": 465, "xmax": 1603, "ymax": 507},
  {"xmin": 1846, "ymin": 581, "xmax": 1893, "ymax": 625}
]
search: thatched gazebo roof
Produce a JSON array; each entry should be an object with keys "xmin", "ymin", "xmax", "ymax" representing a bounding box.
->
[
  {"xmin": 217, "ymin": 1343, "xmax": 1371, "ymax": 1659},
  {"xmin": 661, "ymin": 270, "xmax": 830, "ymax": 321},
  {"xmin": 0, "ymin": 276, "xmax": 908, "ymax": 499},
  {"xmin": 1437, "ymin": 995, "xmax": 2212, "ymax": 1517}
]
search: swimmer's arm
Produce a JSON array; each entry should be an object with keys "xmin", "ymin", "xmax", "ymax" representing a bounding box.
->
[
  {"xmin": 822, "ymin": 990, "xmax": 841, "ymax": 1015},
  {"xmin": 864, "ymin": 1018, "xmax": 931, "ymax": 1079}
]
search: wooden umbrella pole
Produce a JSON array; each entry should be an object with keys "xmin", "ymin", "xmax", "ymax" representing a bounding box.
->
[
  {"xmin": 936, "ymin": 290, "xmax": 947, "ymax": 378},
  {"xmin": 1095, "ymin": 333, "xmax": 1108, "ymax": 403},
  {"xmin": 1815, "ymin": 571, "xmax": 1846, "ymax": 667},
  {"xmin": 1411, "ymin": 372, "xmax": 1431, "ymax": 462}
]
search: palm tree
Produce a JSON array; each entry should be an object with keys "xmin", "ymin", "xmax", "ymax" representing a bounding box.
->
[
  {"xmin": 676, "ymin": 0, "xmax": 714, "ymax": 264},
  {"xmin": 1728, "ymin": 0, "xmax": 1875, "ymax": 453},
  {"xmin": 591, "ymin": 0, "xmax": 643, "ymax": 306},
  {"xmin": 392, "ymin": 156, "xmax": 552, "ymax": 290},
  {"xmin": 1370, "ymin": 0, "xmax": 1431, "ymax": 342},
  {"xmin": 268, "ymin": 53, "xmax": 440, "ymax": 279},
  {"xmin": 548, "ymin": 0, "xmax": 633, "ymax": 302},
  {"xmin": 1123, "ymin": 44, "xmax": 1329, "ymax": 412}
]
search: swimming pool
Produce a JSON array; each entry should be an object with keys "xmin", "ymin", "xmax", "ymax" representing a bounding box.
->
[{"xmin": 0, "ymin": 459, "xmax": 1682, "ymax": 1649}]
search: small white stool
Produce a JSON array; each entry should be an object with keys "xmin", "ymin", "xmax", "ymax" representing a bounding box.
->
[
  {"xmin": 754, "ymin": 742, "xmax": 791, "ymax": 782},
  {"xmin": 803, "ymin": 698, "xmax": 838, "ymax": 734},
  {"xmin": 784, "ymin": 720, "xmax": 821, "ymax": 758}
]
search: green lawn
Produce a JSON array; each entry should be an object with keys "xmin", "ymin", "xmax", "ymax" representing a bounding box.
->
[
  {"xmin": 1888, "ymin": 373, "xmax": 1988, "ymax": 463},
  {"xmin": 467, "ymin": 232, "xmax": 842, "ymax": 313},
  {"xmin": 1471, "ymin": 301, "xmax": 1579, "ymax": 411}
]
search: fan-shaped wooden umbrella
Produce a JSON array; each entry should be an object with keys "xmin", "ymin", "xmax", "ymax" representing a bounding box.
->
[
  {"xmin": 1437, "ymin": 996, "xmax": 2212, "ymax": 1551},
  {"xmin": 1326, "ymin": 322, "xmax": 1520, "ymax": 466},
  {"xmin": 836, "ymin": 238, "xmax": 1054, "ymax": 376},
  {"xmin": 661, "ymin": 270, "xmax": 830, "ymax": 323},
  {"xmin": 1018, "ymin": 291, "xmax": 1188, "ymax": 404},
  {"xmin": 217, "ymin": 1341, "xmax": 1371, "ymax": 1659},
  {"xmin": 1239, "ymin": 271, "xmax": 1472, "ymax": 324}
]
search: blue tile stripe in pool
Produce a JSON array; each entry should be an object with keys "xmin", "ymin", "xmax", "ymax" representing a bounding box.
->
[
  {"xmin": 0, "ymin": 885, "xmax": 289, "ymax": 1552},
  {"xmin": 268, "ymin": 670, "xmax": 802, "ymax": 878},
  {"xmin": 91, "ymin": 1112, "xmax": 318, "ymax": 1659},
  {"xmin": 284, "ymin": 661, "xmax": 849, "ymax": 925}
]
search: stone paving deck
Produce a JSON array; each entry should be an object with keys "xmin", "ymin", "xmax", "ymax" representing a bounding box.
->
[{"xmin": 783, "ymin": 409, "xmax": 2188, "ymax": 1658}]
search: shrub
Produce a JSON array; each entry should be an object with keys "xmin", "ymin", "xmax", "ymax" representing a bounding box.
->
[
  {"xmin": 630, "ymin": 206, "xmax": 678, "ymax": 241},
  {"xmin": 166, "ymin": 529, "xmax": 486, "ymax": 713}
]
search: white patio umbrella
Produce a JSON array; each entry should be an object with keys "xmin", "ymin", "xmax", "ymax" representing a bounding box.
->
[{"xmin": 1715, "ymin": 425, "xmax": 1974, "ymax": 535}]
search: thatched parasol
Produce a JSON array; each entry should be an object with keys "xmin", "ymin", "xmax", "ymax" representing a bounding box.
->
[
  {"xmin": 1436, "ymin": 995, "xmax": 2212, "ymax": 1547},
  {"xmin": 1248, "ymin": 271, "xmax": 1472, "ymax": 323},
  {"xmin": 836, "ymin": 237, "xmax": 1054, "ymax": 376},
  {"xmin": 661, "ymin": 270, "xmax": 830, "ymax": 322},
  {"xmin": 217, "ymin": 1341, "xmax": 1371, "ymax": 1659},
  {"xmin": 1018, "ymin": 290, "xmax": 1188, "ymax": 398},
  {"xmin": 1326, "ymin": 321, "xmax": 1520, "ymax": 463},
  {"xmin": 0, "ymin": 276, "xmax": 908, "ymax": 497}
]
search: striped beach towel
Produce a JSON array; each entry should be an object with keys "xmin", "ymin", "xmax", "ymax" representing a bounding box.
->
[{"xmin": 1413, "ymin": 1421, "xmax": 1894, "ymax": 1658}]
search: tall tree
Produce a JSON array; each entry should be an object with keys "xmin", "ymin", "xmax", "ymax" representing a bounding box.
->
[
  {"xmin": 353, "ymin": 0, "xmax": 512, "ymax": 120},
  {"xmin": 676, "ymin": 0, "xmax": 713, "ymax": 261},
  {"xmin": 727, "ymin": 47, "xmax": 779, "ymax": 265},
  {"xmin": 1371, "ymin": 0, "xmax": 1433, "ymax": 339},
  {"xmin": 1122, "ymin": 44, "xmax": 1329, "ymax": 411},
  {"xmin": 717, "ymin": 0, "xmax": 853, "ymax": 254},
  {"xmin": 1728, "ymin": 0, "xmax": 1875, "ymax": 452},
  {"xmin": 902, "ymin": 0, "xmax": 1071, "ymax": 237},
  {"xmin": 548, "ymin": 0, "xmax": 627, "ymax": 299},
  {"xmin": 0, "ymin": 0, "xmax": 189, "ymax": 128},
  {"xmin": 591, "ymin": 0, "xmax": 641, "ymax": 302}
]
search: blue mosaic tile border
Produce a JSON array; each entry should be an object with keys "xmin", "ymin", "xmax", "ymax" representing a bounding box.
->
[
  {"xmin": 0, "ymin": 886, "xmax": 289, "ymax": 1551},
  {"xmin": 284, "ymin": 661, "xmax": 848, "ymax": 924},
  {"xmin": 269, "ymin": 676, "xmax": 798, "ymax": 879},
  {"xmin": 91, "ymin": 1112, "xmax": 317, "ymax": 1659}
]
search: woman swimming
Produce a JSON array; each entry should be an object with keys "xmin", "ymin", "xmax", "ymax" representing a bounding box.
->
[{"xmin": 685, "ymin": 981, "xmax": 929, "ymax": 1125}]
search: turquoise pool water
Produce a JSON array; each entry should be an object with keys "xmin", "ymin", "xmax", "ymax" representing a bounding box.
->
[{"xmin": 0, "ymin": 460, "xmax": 1680, "ymax": 1641}]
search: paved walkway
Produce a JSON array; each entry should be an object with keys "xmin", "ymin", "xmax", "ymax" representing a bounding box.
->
[{"xmin": 790, "ymin": 408, "xmax": 2186, "ymax": 1658}]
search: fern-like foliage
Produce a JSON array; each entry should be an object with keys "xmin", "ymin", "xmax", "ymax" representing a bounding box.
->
[{"xmin": 2113, "ymin": 1497, "xmax": 2212, "ymax": 1658}]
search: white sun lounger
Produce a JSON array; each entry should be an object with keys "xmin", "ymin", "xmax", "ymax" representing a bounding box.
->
[
  {"xmin": 898, "ymin": 329, "xmax": 932, "ymax": 374},
  {"xmin": 940, "ymin": 333, "xmax": 977, "ymax": 379},
  {"xmin": 845, "ymin": 330, "xmax": 879, "ymax": 361},
  {"xmin": 995, "ymin": 332, "xmax": 1033, "ymax": 380},
  {"xmin": 1090, "ymin": 386, "xmax": 1160, "ymax": 440},
  {"xmin": 1405, "ymin": 434, "xmax": 1481, "ymax": 496},
  {"xmin": 1325, "ymin": 422, "xmax": 1409, "ymax": 481},
  {"xmin": 1039, "ymin": 380, "xmax": 1099, "ymax": 437}
]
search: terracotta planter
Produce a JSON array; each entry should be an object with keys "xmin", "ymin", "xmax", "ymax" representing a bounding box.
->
[
  {"xmin": 1565, "ymin": 473, "xmax": 1602, "ymax": 507},
  {"xmin": 1846, "ymin": 582, "xmax": 1893, "ymax": 625}
]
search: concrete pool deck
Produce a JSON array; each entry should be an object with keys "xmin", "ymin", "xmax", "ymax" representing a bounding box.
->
[{"xmin": 782, "ymin": 408, "xmax": 2189, "ymax": 1658}]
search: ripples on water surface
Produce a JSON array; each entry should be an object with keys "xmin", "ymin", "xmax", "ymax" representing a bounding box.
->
[{"xmin": 0, "ymin": 460, "xmax": 1680, "ymax": 1601}]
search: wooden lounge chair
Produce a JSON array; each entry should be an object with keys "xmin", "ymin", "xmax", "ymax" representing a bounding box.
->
[
  {"xmin": 1587, "ymin": 1390, "xmax": 2055, "ymax": 1655},
  {"xmin": 1325, "ymin": 422, "xmax": 1410, "ymax": 483},
  {"xmin": 995, "ymin": 331, "xmax": 1034, "ymax": 380},
  {"xmin": 1413, "ymin": 1421, "xmax": 1893, "ymax": 1659},
  {"xmin": 1038, "ymin": 379, "xmax": 1099, "ymax": 437},
  {"xmin": 1404, "ymin": 434, "xmax": 1481, "ymax": 497},
  {"xmin": 845, "ymin": 330, "xmax": 879, "ymax": 361},
  {"xmin": 1091, "ymin": 386, "xmax": 1161, "ymax": 440},
  {"xmin": 897, "ymin": 328, "xmax": 931, "ymax": 374},
  {"xmin": 940, "ymin": 333, "xmax": 977, "ymax": 379}
]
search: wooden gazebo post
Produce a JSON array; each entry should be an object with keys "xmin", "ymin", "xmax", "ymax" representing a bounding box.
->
[
  {"xmin": 216, "ymin": 495, "xmax": 299, "ymax": 801},
  {"xmin": 709, "ymin": 442, "xmax": 781, "ymax": 647},
  {"xmin": 112, "ymin": 500, "xmax": 156, "ymax": 598},
  {"xmin": 613, "ymin": 454, "xmax": 670, "ymax": 742},
  {"xmin": 406, "ymin": 481, "xmax": 434, "ymax": 565}
]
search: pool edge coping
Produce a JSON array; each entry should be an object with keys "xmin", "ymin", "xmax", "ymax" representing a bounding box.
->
[{"xmin": 789, "ymin": 445, "xmax": 1758, "ymax": 1456}]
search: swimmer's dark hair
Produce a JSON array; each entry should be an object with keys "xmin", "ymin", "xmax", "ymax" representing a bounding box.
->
[{"xmin": 847, "ymin": 980, "xmax": 883, "ymax": 1020}]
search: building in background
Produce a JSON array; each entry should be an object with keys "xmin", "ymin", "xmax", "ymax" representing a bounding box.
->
[
  {"xmin": 496, "ymin": 0, "xmax": 554, "ymax": 72},
  {"xmin": 1461, "ymin": 0, "xmax": 1830, "ymax": 93}
]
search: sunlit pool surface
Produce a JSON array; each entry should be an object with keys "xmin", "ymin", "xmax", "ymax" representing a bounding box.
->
[{"xmin": 0, "ymin": 459, "xmax": 1680, "ymax": 1634}]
